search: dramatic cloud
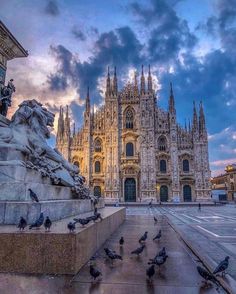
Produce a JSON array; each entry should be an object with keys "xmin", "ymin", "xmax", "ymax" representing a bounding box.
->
[
  {"xmin": 4, "ymin": 0, "xmax": 236, "ymax": 175},
  {"xmin": 47, "ymin": 26, "xmax": 144, "ymax": 104},
  {"xmin": 71, "ymin": 26, "xmax": 86, "ymax": 41},
  {"xmin": 131, "ymin": 0, "xmax": 197, "ymax": 62},
  {"xmin": 44, "ymin": 0, "xmax": 60, "ymax": 16}
]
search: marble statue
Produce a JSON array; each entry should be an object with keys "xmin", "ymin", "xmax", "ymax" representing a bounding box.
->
[
  {"xmin": 0, "ymin": 99, "xmax": 89, "ymax": 198},
  {"xmin": 0, "ymin": 78, "xmax": 15, "ymax": 117}
]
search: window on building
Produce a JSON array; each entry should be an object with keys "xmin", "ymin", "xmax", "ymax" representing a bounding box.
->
[
  {"xmin": 94, "ymin": 186, "xmax": 102, "ymax": 197},
  {"xmin": 126, "ymin": 142, "xmax": 134, "ymax": 156},
  {"xmin": 95, "ymin": 161, "xmax": 101, "ymax": 173},
  {"xmin": 160, "ymin": 159, "xmax": 167, "ymax": 173},
  {"xmin": 183, "ymin": 159, "xmax": 190, "ymax": 172},
  {"xmin": 94, "ymin": 138, "xmax": 102, "ymax": 152},
  {"xmin": 158, "ymin": 136, "xmax": 167, "ymax": 151},
  {"xmin": 125, "ymin": 108, "xmax": 134, "ymax": 129}
]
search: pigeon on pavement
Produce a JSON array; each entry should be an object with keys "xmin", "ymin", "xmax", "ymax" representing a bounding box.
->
[
  {"xmin": 154, "ymin": 216, "xmax": 157, "ymax": 223},
  {"xmin": 28, "ymin": 188, "xmax": 39, "ymax": 202},
  {"xmin": 197, "ymin": 266, "xmax": 219, "ymax": 286},
  {"xmin": 148, "ymin": 255, "xmax": 168, "ymax": 269},
  {"xmin": 29, "ymin": 212, "xmax": 44, "ymax": 229},
  {"xmin": 158, "ymin": 247, "xmax": 166, "ymax": 257},
  {"xmin": 44, "ymin": 216, "xmax": 52, "ymax": 231},
  {"xmin": 17, "ymin": 217, "xmax": 27, "ymax": 231},
  {"xmin": 213, "ymin": 256, "xmax": 230, "ymax": 276},
  {"xmin": 104, "ymin": 248, "xmax": 122, "ymax": 262},
  {"xmin": 67, "ymin": 222, "xmax": 76, "ymax": 233},
  {"xmin": 119, "ymin": 236, "xmax": 124, "ymax": 246},
  {"xmin": 90, "ymin": 265, "xmax": 102, "ymax": 281},
  {"xmin": 146, "ymin": 265, "xmax": 155, "ymax": 281},
  {"xmin": 153, "ymin": 230, "xmax": 162, "ymax": 241},
  {"xmin": 131, "ymin": 244, "xmax": 145, "ymax": 256},
  {"xmin": 139, "ymin": 231, "xmax": 148, "ymax": 243},
  {"xmin": 73, "ymin": 218, "xmax": 90, "ymax": 226}
]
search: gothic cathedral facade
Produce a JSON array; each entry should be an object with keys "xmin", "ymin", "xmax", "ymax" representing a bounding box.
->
[{"xmin": 56, "ymin": 66, "xmax": 211, "ymax": 202}]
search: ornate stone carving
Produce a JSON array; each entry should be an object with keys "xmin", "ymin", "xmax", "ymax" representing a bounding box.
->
[{"xmin": 0, "ymin": 99, "xmax": 89, "ymax": 198}]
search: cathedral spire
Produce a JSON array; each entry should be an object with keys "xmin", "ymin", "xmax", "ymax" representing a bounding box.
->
[
  {"xmin": 168, "ymin": 82, "xmax": 176, "ymax": 115},
  {"xmin": 133, "ymin": 70, "xmax": 138, "ymax": 96},
  {"xmin": 106, "ymin": 66, "xmax": 111, "ymax": 96},
  {"xmin": 112, "ymin": 66, "xmax": 118, "ymax": 96},
  {"xmin": 72, "ymin": 122, "xmax": 76, "ymax": 137},
  {"xmin": 141, "ymin": 64, "xmax": 145, "ymax": 94},
  {"xmin": 64, "ymin": 105, "xmax": 70, "ymax": 137},
  {"xmin": 199, "ymin": 101, "xmax": 206, "ymax": 136},
  {"xmin": 85, "ymin": 86, "xmax": 90, "ymax": 113},
  {"xmin": 192, "ymin": 101, "xmax": 198, "ymax": 132},
  {"xmin": 56, "ymin": 106, "xmax": 64, "ymax": 142},
  {"xmin": 147, "ymin": 64, "xmax": 153, "ymax": 92}
]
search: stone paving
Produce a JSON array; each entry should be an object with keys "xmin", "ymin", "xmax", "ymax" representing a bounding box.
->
[
  {"xmin": 150, "ymin": 204, "xmax": 236, "ymax": 294},
  {"xmin": 0, "ymin": 207, "xmax": 228, "ymax": 294}
]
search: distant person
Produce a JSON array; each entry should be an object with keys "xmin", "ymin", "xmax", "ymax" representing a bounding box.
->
[
  {"xmin": 198, "ymin": 202, "xmax": 201, "ymax": 211},
  {"xmin": 159, "ymin": 200, "xmax": 162, "ymax": 206},
  {"xmin": 148, "ymin": 198, "xmax": 153, "ymax": 208}
]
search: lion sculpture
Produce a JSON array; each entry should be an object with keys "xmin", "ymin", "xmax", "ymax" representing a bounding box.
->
[{"xmin": 0, "ymin": 99, "xmax": 89, "ymax": 198}]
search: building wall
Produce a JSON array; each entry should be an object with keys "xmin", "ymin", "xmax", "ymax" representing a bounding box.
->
[{"xmin": 56, "ymin": 68, "xmax": 211, "ymax": 202}]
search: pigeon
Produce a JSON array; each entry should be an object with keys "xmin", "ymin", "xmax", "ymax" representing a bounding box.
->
[
  {"xmin": 44, "ymin": 216, "xmax": 52, "ymax": 231},
  {"xmin": 213, "ymin": 256, "xmax": 230, "ymax": 276},
  {"xmin": 17, "ymin": 217, "xmax": 27, "ymax": 231},
  {"xmin": 153, "ymin": 230, "xmax": 162, "ymax": 241},
  {"xmin": 197, "ymin": 266, "xmax": 219, "ymax": 286},
  {"xmin": 28, "ymin": 188, "xmax": 39, "ymax": 203},
  {"xmin": 29, "ymin": 212, "xmax": 44, "ymax": 229},
  {"xmin": 104, "ymin": 248, "xmax": 122, "ymax": 261},
  {"xmin": 73, "ymin": 218, "xmax": 90, "ymax": 226},
  {"xmin": 146, "ymin": 265, "xmax": 155, "ymax": 281},
  {"xmin": 154, "ymin": 216, "xmax": 157, "ymax": 223},
  {"xmin": 158, "ymin": 247, "xmax": 166, "ymax": 257},
  {"xmin": 119, "ymin": 236, "xmax": 124, "ymax": 246},
  {"xmin": 139, "ymin": 231, "xmax": 148, "ymax": 243},
  {"xmin": 86, "ymin": 215, "xmax": 98, "ymax": 222},
  {"xmin": 89, "ymin": 265, "xmax": 102, "ymax": 281},
  {"xmin": 94, "ymin": 211, "xmax": 103, "ymax": 221},
  {"xmin": 131, "ymin": 244, "xmax": 145, "ymax": 256},
  {"xmin": 67, "ymin": 222, "xmax": 75, "ymax": 233},
  {"xmin": 148, "ymin": 255, "xmax": 168, "ymax": 268}
]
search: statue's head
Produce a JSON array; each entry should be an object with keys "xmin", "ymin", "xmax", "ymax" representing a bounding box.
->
[{"xmin": 12, "ymin": 99, "xmax": 55, "ymax": 139}]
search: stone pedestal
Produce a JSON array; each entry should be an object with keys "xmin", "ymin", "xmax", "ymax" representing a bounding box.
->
[{"xmin": 0, "ymin": 207, "xmax": 125, "ymax": 274}]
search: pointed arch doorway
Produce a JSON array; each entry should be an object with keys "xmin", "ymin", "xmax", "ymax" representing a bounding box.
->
[{"xmin": 124, "ymin": 178, "xmax": 136, "ymax": 202}]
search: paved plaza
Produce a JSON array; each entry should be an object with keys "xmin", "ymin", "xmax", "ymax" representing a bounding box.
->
[{"xmin": 0, "ymin": 206, "xmax": 229, "ymax": 294}]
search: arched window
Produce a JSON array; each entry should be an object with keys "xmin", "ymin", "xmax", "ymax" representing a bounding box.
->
[
  {"xmin": 158, "ymin": 136, "xmax": 167, "ymax": 151},
  {"xmin": 94, "ymin": 138, "xmax": 102, "ymax": 152},
  {"xmin": 95, "ymin": 161, "xmax": 101, "ymax": 173},
  {"xmin": 126, "ymin": 142, "xmax": 134, "ymax": 156},
  {"xmin": 94, "ymin": 186, "xmax": 101, "ymax": 197},
  {"xmin": 160, "ymin": 159, "xmax": 167, "ymax": 173},
  {"xmin": 125, "ymin": 108, "xmax": 134, "ymax": 129},
  {"xmin": 183, "ymin": 159, "xmax": 190, "ymax": 172}
]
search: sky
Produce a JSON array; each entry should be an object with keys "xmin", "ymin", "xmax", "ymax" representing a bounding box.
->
[{"xmin": 1, "ymin": 0, "xmax": 236, "ymax": 177}]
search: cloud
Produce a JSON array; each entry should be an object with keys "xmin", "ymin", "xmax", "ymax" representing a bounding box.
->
[
  {"xmin": 44, "ymin": 0, "xmax": 60, "ymax": 16},
  {"xmin": 47, "ymin": 26, "xmax": 144, "ymax": 105},
  {"xmin": 130, "ymin": 0, "xmax": 197, "ymax": 62},
  {"xmin": 71, "ymin": 26, "xmax": 87, "ymax": 41}
]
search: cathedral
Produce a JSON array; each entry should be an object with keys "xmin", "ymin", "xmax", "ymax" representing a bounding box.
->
[{"xmin": 56, "ymin": 66, "xmax": 211, "ymax": 203}]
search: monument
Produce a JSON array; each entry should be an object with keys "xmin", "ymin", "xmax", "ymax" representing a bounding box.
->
[{"xmin": 0, "ymin": 98, "xmax": 102, "ymax": 224}]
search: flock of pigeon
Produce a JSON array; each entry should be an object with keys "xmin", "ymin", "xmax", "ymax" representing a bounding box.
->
[
  {"xmin": 18, "ymin": 190, "xmax": 230, "ymax": 288},
  {"xmin": 89, "ymin": 214, "xmax": 230, "ymax": 289},
  {"xmin": 17, "ymin": 189, "xmax": 102, "ymax": 233},
  {"xmin": 89, "ymin": 215, "xmax": 168, "ymax": 282}
]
